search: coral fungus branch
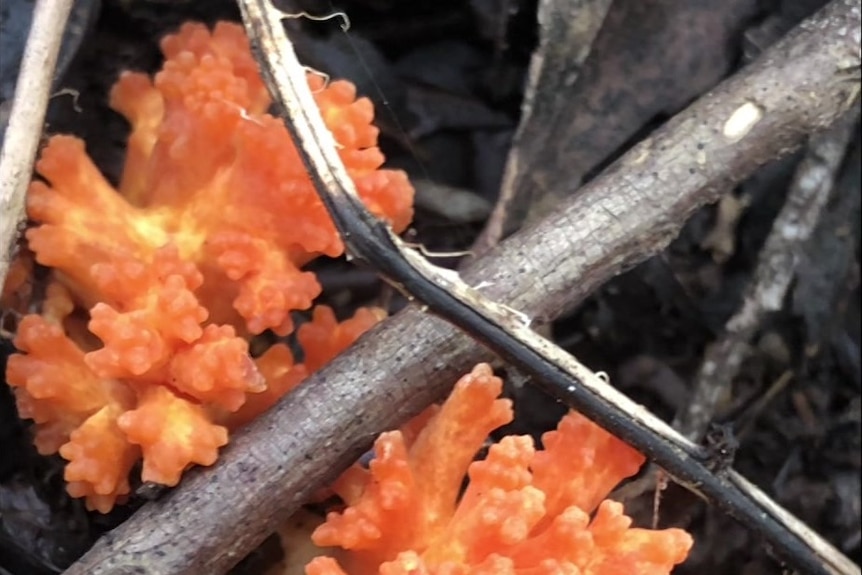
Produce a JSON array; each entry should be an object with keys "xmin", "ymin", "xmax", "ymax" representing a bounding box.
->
[
  {"xmin": 7, "ymin": 20, "xmax": 411, "ymax": 512},
  {"xmin": 304, "ymin": 364, "xmax": 692, "ymax": 574},
  {"xmin": 63, "ymin": 1, "xmax": 861, "ymax": 574}
]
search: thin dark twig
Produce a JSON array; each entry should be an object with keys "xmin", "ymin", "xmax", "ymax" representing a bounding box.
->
[{"xmin": 237, "ymin": 1, "xmax": 861, "ymax": 574}]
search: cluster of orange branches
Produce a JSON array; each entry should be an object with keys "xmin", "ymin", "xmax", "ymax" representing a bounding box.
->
[{"xmin": 1, "ymin": 21, "xmax": 691, "ymax": 574}]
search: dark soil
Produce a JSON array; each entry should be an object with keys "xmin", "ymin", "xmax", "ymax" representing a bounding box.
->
[{"xmin": 1, "ymin": 1, "xmax": 859, "ymax": 574}]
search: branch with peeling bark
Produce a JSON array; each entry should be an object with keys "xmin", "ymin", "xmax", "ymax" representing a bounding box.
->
[{"xmin": 62, "ymin": 1, "xmax": 861, "ymax": 574}]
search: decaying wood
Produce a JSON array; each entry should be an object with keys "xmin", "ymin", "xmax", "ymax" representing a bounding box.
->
[
  {"xmin": 676, "ymin": 109, "xmax": 861, "ymax": 441},
  {"xmin": 0, "ymin": 0, "xmax": 74, "ymax": 287},
  {"xmin": 64, "ymin": 1, "xmax": 861, "ymax": 574},
  {"xmin": 616, "ymin": 106, "xmax": 861, "ymax": 545}
]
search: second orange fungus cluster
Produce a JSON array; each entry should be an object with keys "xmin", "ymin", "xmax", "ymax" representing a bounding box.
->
[
  {"xmin": 3, "ymin": 21, "xmax": 413, "ymax": 512},
  {"xmin": 301, "ymin": 364, "xmax": 693, "ymax": 575}
]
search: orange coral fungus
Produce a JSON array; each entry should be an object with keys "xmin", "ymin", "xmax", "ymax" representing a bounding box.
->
[
  {"xmin": 304, "ymin": 364, "xmax": 693, "ymax": 575},
  {"xmin": 226, "ymin": 306, "xmax": 386, "ymax": 430},
  {"xmin": 4, "ymin": 20, "xmax": 410, "ymax": 512},
  {"xmin": 298, "ymin": 306, "xmax": 388, "ymax": 373}
]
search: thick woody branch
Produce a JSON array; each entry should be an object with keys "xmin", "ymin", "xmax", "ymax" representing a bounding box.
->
[{"xmin": 64, "ymin": 1, "xmax": 861, "ymax": 574}]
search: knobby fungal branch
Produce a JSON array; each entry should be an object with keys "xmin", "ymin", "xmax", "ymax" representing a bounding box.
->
[{"xmin": 64, "ymin": 1, "xmax": 861, "ymax": 574}]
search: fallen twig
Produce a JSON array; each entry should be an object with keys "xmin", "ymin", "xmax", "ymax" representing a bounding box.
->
[
  {"xmin": 676, "ymin": 108, "xmax": 861, "ymax": 441},
  {"xmin": 63, "ymin": 1, "xmax": 861, "ymax": 574},
  {"xmin": 0, "ymin": 0, "xmax": 74, "ymax": 287}
]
